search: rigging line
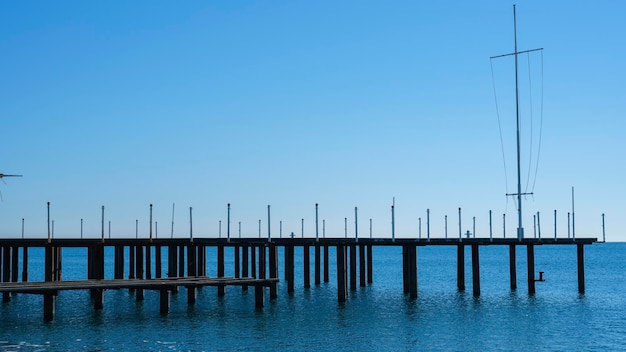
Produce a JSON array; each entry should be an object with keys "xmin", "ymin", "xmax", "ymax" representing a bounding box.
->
[
  {"xmin": 531, "ymin": 50, "xmax": 545, "ymax": 192},
  {"xmin": 525, "ymin": 52, "xmax": 534, "ymax": 193},
  {"xmin": 490, "ymin": 58, "xmax": 510, "ymax": 196}
]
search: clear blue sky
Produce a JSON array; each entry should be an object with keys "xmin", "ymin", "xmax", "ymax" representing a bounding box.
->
[{"xmin": 1, "ymin": 1, "xmax": 624, "ymax": 241}]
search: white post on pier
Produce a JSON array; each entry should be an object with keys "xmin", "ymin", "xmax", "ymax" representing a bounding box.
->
[
  {"xmin": 135, "ymin": 219, "xmax": 138, "ymax": 239},
  {"xmin": 315, "ymin": 203, "xmax": 319, "ymax": 241},
  {"xmin": 22, "ymin": 218, "xmax": 25, "ymax": 239},
  {"xmin": 189, "ymin": 207, "xmax": 193, "ymax": 242},
  {"xmin": 572, "ymin": 187, "xmax": 576, "ymax": 240},
  {"xmin": 503, "ymin": 213, "xmax": 506, "ymax": 239},
  {"xmin": 602, "ymin": 213, "xmax": 606, "ymax": 242},
  {"xmin": 81, "ymin": 218, "xmax": 83, "ymax": 239},
  {"xmin": 267, "ymin": 205, "xmax": 271, "ymax": 241},
  {"xmin": 344, "ymin": 217, "xmax": 347, "ymax": 238},
  {"xmin": 554, "ymin": 210, "xmax": 557, "ymax": 241},
  {"xmin": 369, "ymin": 218, "xmax": 372, "ymax": 238},
  {"xmin": 537, "ymin": 211, "xmax": 541, "ymax": 239},
  {"xmin": 473, "ymin": 216, "xmax": 476, "ymax": 238},
  {"xmin": 418, "ymin": 217, "xmax": 422, "ymax": 240},
  {"xmin": 301, "ymin": 218, "xmax": 304, "ymax": 238},
  {"xmin": 149, "ymin": 204, "xmax": 152, "ymax": 242},
  {"xmin": 445, "ymin": 215, "xmax": 448, "ymax": 239},
  {"xmin": 568, "ymin": 212, "xmax": 571, "ymax": 239},
  {"xmin": 238, "ymin": 221, "xmax": 241, "ymax": 238},
  {"xmin": 47, "ymin": 202, "xmax": 51, "ymax": 243},
  {"xmin": 489, "ymin": 210, "xmax": 493, "ymax": 242},
  {"xmin": 102, "ymin": 205, "xmax": 106, "ymax": 242},
  {"xmin": 427, "ymin": 209, "xmax": 431, "ymax": 241},
  {"xmin": 323, "ymin": 219, "xmax": 326, "ymax": 238},
  {"xmin": 355, "ymin": 206, "xmax": 358, "ymax": 242},
  {"xmin": 227, "ymin": 203, "xmax": 231, "ymax": 242},
  {"xmin": 391, "ymin": 198, "xmax": 395, "ymax": 242},
  {"xmin": 458, "ymin": 208, "xmax": 462, "ymax": 241}
]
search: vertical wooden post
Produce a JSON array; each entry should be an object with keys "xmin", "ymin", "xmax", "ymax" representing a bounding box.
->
[
  {"xmin": 314, "ymin": 244, "xmax": 321, "ymax": 285},
  {"xmin": 471, "ymin": 244, "xmax": 481, "ymax": 296},
  {"xmin": 359, "ymin": 244, "xmax": 366, "ymax": 287},
  {"xmin": 509, "ymin": 244, "xmax": 517, "ymax": 290},
  {"xmin": 129, "ymin": 245, "xmax": 136, "ymax": 283},
  {"xmin": 2, "ymin": 246, "xmax": 11, "ymax": 302},
  {"xmin": 336, "ymin": 245, "xmax": 347, "ymax": 302},
  {"xmin": 242, "ymin": 244, "xmax": 249, "ymax": 291},
  {"xmin": 218, "ymin": 244, "xmax": 225, "ymax": 297},
  {"xmin": 251, "ymin": 245, "xmax": 257, "ymax": 279},
  {"xmin": 55, "ymin": 247, "xmax": 62, "ymax": 281},
  {"xmin": 349, "ymin": 244, "xmax": 357, "ymax": 290},
  {"xmin": 136, "ymin": 245, "xmax": 144, "ymax": 300},
  {"xmin": 43, "ymin": 244, "xmax": 55, "ymax": 321},
  {"xmin": 367, "ymin": 245, "xmax": 373, "ymax": 284},
  {"xmin": 22, "ymin": 246, "xmax": 29, "ymax": 282},
  {"xmin": 256, "ymin": 244, "xmax": 266, "ymax": 308},
  {"xmin": 577, "ymin": 243, "xmax": 585, "ymax": 294},
  {"xmin": 114, "ymin": 245, "xmax": 122, "ymax": 279},
  {"xmin": 457, "ymin": 244, "xmax": 465, "ymax": 291},
  {"xmin": 303, "ymin": 245, "xmax": 310, "ymax": 288},
  {"xmin": 160, "ymin": 289, "xmax": 170, "ymax": 314},
  {"xmin": 234, "ymin": 245, "xmax": 241, "ymax": 279},
  {"xmin": 323, "ymin": 245, "xmax": 330, "ymax": 283},
  {"xmin": 409, "ymin": 245, "xmax": 418, "ymax": 298},
  {"xmin": 11, "ymin": 246, "xmax": 19, "ymax": 284},
  {"xmin": 145, "ymin": 245, "xmax": 152, "ymax": 280},
  {"xmin": 527, "ymin": 244, "xmax": 536, "ymax": 295},
  {"xmin": 155, "ymin": 246, "xmax": 162, "ymax": 279},
  {"xmin": 269, "ymin": 243, "xmax": 278, "ymax": 299},
  {"xmin": 187, "ymin": 243, "xmax": 197, "ymax": 304},
  {"xmin": 168, "ymin": 245, "xmax": 178, "ymax": 293},
  {"xmin": 402, "ymin": 245, "xmax": 409, "ymax": 294},
  {"xmin": 178, "ymin": 246, "xmax": 185, "ymax": 277},
  {"xmin": 287, "ymin": 245, "xmax": 294, "ymax": 293}
]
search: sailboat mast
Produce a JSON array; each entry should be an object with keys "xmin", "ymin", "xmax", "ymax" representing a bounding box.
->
[{"xmin": 513, "ymin": 4, "xmax": 524, "ymax": 240}]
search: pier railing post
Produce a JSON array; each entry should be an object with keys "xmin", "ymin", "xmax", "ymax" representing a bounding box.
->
[
  {"xmin": 323, "ymin": 245, "xmax": 330, "ymax": 283},
  {"xmin": 303, "ymin": 244, "xmax": 310, "ymax": 288},
  {"xmin": 269, "ymin": 243, "xmax": 278, "ymax": 299},
  {"xmin": 218, "ymin": 244, "xmax": 225, "ymax": 297},
  {"xmin": 349, "ymin": 244, "xmax": 357, "ymax": 290},
  {"xmin": 367, "ymin": 245, "xmax": 373, "ymax": 284},
  {"xmin": 242, "ymin": 244, "xmax": 249, "ymax": 291},
  {"xmin": 359, "ymin": 244, "xmax": 366, "ymax": 287},
  {"xmin": 314, "ymin": 243, "xmax": 321, "ymax": 285}
]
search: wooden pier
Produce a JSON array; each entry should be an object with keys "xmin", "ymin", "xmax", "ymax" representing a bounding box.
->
[{"xmin": 0, "ymin": 237, "xmax": 596, "ymax": 321}]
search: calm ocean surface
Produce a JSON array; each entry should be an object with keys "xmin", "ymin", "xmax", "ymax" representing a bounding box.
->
[{"xmin": 0, "ymin": 242, "xmax": 624, "ymax": 351}]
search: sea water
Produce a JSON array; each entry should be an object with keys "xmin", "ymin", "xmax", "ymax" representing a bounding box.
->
[{"xmin": 0, "ymin": 242, "xmax": 624, "ymax": 351}]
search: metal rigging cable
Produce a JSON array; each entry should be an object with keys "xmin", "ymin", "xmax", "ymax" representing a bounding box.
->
[
  {"xmin": 531, "ymin": 50, "xmax": 544, "ymax": 193},
  {"xmin": 490, "ymin": 58, "xmax": 511, "ymax": 214}
]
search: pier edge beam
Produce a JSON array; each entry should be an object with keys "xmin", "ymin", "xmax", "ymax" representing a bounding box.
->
[{"xmin": 577, "ymin": 243, "xmax": 585, "ymax": 294}]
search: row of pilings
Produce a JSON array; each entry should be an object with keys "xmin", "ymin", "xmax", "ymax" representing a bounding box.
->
[{"xmin": 0, "ymin": 237, "xmax": 593, "ymax": 321}]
